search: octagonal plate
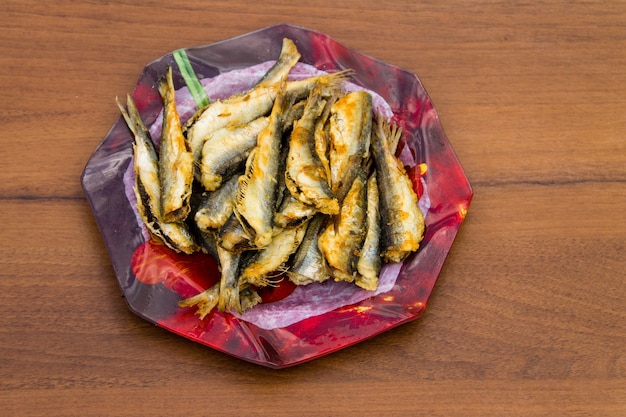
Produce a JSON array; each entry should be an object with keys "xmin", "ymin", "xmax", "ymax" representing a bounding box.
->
[{"xmin": 81, "ymin": 23, "xmax": 472, "ymax": 368}]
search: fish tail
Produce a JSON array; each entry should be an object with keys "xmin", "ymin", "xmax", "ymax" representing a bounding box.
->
[
  {"xmin": 274, "ymin": 78, "xmax": 297, "ymax": 122},
  {"xmin": 318, "ymin": 69, "xmax": 354, "ymax": 90},
  {"xmin": 158, "ymin": 66, "xmax": 175, "ymax": 103},
  {"xmin": 177, "ymin": 283, "xmax": 220, "ymax": 320}
]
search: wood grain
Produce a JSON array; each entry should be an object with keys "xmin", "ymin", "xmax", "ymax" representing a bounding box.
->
[{"xmin": 1, "ymin": 1, "xmax": 625, "ymax": 415}]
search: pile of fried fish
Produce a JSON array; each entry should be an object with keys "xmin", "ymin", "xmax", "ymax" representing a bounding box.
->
[{"xmin": 117, "ymin": 38, "xmax": 425, "ymax": 318}]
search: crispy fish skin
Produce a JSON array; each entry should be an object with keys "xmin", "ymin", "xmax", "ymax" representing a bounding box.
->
[
  {"xmin": 190, "ymin": 226, "xmax": 219, "ymax": 260},
  {"xmin": 236, "ymin": 82, "xmax": 293, "ymax": 248},
  {"xmin": 157, "ymin": 221, "xmax": 200, "ymax": 255},
  {"xmin": 200, "ymin": 116, "xmax": 269, "ymax": 191},
  {"xmin": 356, "ymin": 173, "xmax": 382, "ymax": 290},
  {"xmin": 371, "ymin": 117, "xmax": 424, "ymax": 263},
  {"xmin": 318, "ymin": 172, "xmax": 368, "ymax": 282},
  {"xmin": 274, "ymin": 194, "xmax": 317, "ymax": 229},
  {"xmin": 328, "ymin": 90, "xmax": 373, "ymax": 202},
  {"xmin": 287, "ymin": 214, "xmax": 330, "ymax": 285},
  {"xmin": 158, "ymin": 66, "xmax": 195, "ymax": 223},
  {"xmin": 313, "ymin": 94, "xmax": 337, "ymax": 186},
  {"xmin": 117, "ymin": 95, "xmax": 199, "ymax": 254},
  {"xmin": 273, "ymin": 143, "xmax": 318, "ymax": 230},
  {"xmin": 218, "ymin": 211, "xmax": 254, "ymax": 253},
  {"xmin": 239, "ymin": 222, "xmax": 308, "ymax": 287},
  {"xmin": 285, "ymin": 88, "xmax": 339, "ymax": 215},
  {"xmin": 194, "ymin": 174, "xmax": 240, "ymax": 232}
]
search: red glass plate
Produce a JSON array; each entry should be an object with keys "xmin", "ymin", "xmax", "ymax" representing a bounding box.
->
[{"xmin": 81, "ymin": 24, "xmax": 473, "ymax": 368}]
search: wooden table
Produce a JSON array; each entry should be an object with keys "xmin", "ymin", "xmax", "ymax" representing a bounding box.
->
[{"xmin": 2, "ymin": 1, "xmax": 625, "ymax": 415}]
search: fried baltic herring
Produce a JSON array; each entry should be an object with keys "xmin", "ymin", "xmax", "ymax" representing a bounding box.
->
[
  {"xmin": 236, "ymin": 81, "xmax": 293, "ymax": 248},
  {"xmin": 313, "ymin": 93, "xmax": 337, "ymax": 186},
  {"xmin": 371, "ymin": 117, "xmax": 424, "ymax": 263},
  {"xmin": 189, "ymin": 225, "xmax": 219, "ymax": 260},
  {"xmin": 287, "ymin": 214, "xmax": 331, "ymax": 286},
  {"xmin": 218, "ymin": 211, "xmax": 254, "ymax": 253},
  {"xmin": 117, "ymin": 96, "xmax": 162, "ymax": 239},
  {"xmin": 328, "ymin": 90, "xmax": 373, "ymax": 202},
  {"xmin": 285, "ymin": 88, "xmax": 339, "ymax": 215},
  {"xmin": 156, "ymin": 221, "xmax": 201, "ymax": 255},
  {"xmin": 117, "ymin": 95, "xmax": 199, "ymax": 254},
  {"xmin": 239, "ymin": 221, "xmax": 308, "ymax": 288},
  {"xmin": 273, "ymin": 137, "xmax": 318, "ymax": 231},
  {"xmin": 177, "ymin": 245, "xmax": 260, "ymax": 316},
  {"xmin": 185, "ymin": 84, "xmax": 277, "ymax": 161},
  {"xmin": 185, "ymin": 71, "xmax": 350, "ymax": 163},
  {"xmin": 216, "ymin": 244, "xmax": 244, "ymax": 312},
  {"xmin": 274, "ymin": 193, "xmax": 317, "ymax": 230},
  {"xmin": 200, "ymin": 117, "xmax": 269, "ymax": 191},
  {"xmin": 355, "ymin": 173, "xmax": 382, "ymax": 290},
  {"xmin": 194, "ymin": 174, "xmax": 240, "ymax": 232},
  {"xmin": 184, "ymin": 38, "xmax": 299, "ymax": 161},
  {"xmin": 318, "ymin": 172, "xmax": 368, "ymax": 282},
  {"xmin": 158, "ymin": 66, "xmax": 195, "ymax": 223}
]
